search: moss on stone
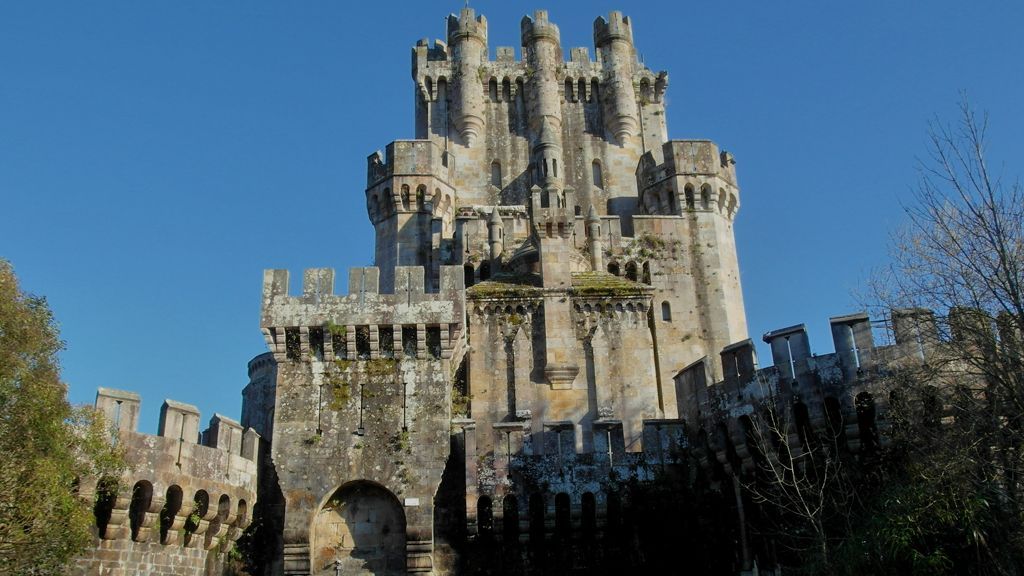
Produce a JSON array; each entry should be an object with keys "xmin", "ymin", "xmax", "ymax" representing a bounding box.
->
[{"xmin": 571, "ymin": 272, "xmax": 650, "ymax": 297}]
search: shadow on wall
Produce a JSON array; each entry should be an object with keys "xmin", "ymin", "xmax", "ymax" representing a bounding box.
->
[{"xmin": 312, "ymin": 481, "xmax": 407, "ymax": 575}]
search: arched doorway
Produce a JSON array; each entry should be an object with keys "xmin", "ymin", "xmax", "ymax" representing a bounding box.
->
[{"xmin": 312, "ymin": 481, "xmax": 406, "ymax": 575}]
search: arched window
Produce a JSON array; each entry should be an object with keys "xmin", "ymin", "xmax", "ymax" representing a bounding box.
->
[
  {"xmin": 608, "ymin": 262, "xmax": 620, "ymax": 276},
  {"xmin": 564, "ymin": 78, "xmax": 574, "ymax": 102},
  {"xmin": 684, "ymin": 185, "xmax": 695, "ymax": 210},
  {"xmin": 425, "ymin": 76, "xmax": 433, "ymax": 101},
  {"xmin": 93, "ymin": 476, "xmax": 119, "ymax": 539},
  {"xmin": 129, "ymin": 480, "xmax": 153, "ymax": 541},
  {"xmin": 605, "ymin": 491, "xmax": 621, "ymax": 536},
  {"xmin": 502, "ymin": 495, "xmax": 519, "ymax": 539},
  {"xmin": 581, "ymin": 492, "xmax": 596, "ymax": 538},
  {"xmin": 235, "ymin": 499, "xmax": 248, "ymax": 528},
  {"xmin": 642, "ymin": 262, "xmax": 651, "ymax": 284},
  {"xmin": 793, "ymin": 401, "xmax": 814, "ymax": 451},
  {"xmin": 489, "ymin": 78, "xmax": 499, "ymax": 102},
  {"xmin": 416, "ymin": 185, "xmax": 426, "ymax": 210},
  {"xmin": 661, "ymin": 301, "xmax": 672, "ymax": 321},
  {"xmin": 529, "ymin": 493, "xmax": 545, "ymax": 541},
  {"xmin": 159, "ymin": 485, "xmax": 183, "ymax": 544},
  {"xmin": 480, "ymin": 261, "xmax": 491, "ymax": 281},
  {"xmin": 183, "ymin": 490, "xmax": 209, "ymax": 546},
  {"xmin": 856, "ymin": 392, "xmax": 879, "ymax": 451},
  {"xmin": 502, "ymin": 78, "xmax": 512, "ymax": 101},
  {"xmin": 554, "ymin": 493, "xmax": 571, "ymax": 540},
  {"xmin": 578, "ymin": 78, "xmax": 587, "ymax": 102},
  {"xmin": 625, "ymin": 262, "xmax": 638, "ymax": 282},
  {"xmin": 590, "ymin": 78, "xmax": 599, "ymax": 103},
  {"xmin": 592, "ymin": 160, "xmax": 604, "ymax": 189},
  {"xmin": 464, "ymin": 264, "xmax": 474, "ymax": 287},
  {"xmin": 824, "ymin": 397, "xmax": 846, "ymax": 450},
  {"xmin": 477, "ymin": 496, "xmax": 493, "ymax": 537},
  {"xmin": 701, "ymin": 184, "xmax": 711, "ymax": 210},
  {"xmin": 491, "ymin": 161, "xmax": 502, "ymax": 189},
  {"xmin": 401, "ymin": 185, "xmax": 410, "ymax": 210}
]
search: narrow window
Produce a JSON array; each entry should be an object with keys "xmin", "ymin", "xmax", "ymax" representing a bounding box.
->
[
  {"xmin": 608, "ymin": 262, "xmax": 620, "ymax": 276},
  {"xmin": 128, "ymin": 481, "xmax": 153, "ymax": 541},
  {"xmin": 308, "ymin": 327, "xmax": 324, "ymax": 361},
  {"xmin": 489, "ymin": 78, "xmax": 498, "ymax": 102},
  {"xmin": 159, "ymin": 485, "xmax": 183, "ymax": 544},
  {"xmin": 183, "ymin": 490, "xmax": 209, "ymax": 546},
  {"xmin": 491, "ymin": 161, "xmax": 502, "ymax": 188},
  {"xmin": 480, "ymin": 261, "xmax": 491, "ymax": 281},
  {"xmin": 856, "ymin": 392, "xmax": 879, "ymax": 451},
  {"xmin": 502, "ymin": 78, "xmax": 511, "ymax": 101},
  {"xmin": 285, "ymin": 328, "xmax": 301, "ymax": 361},
  {"xmin": 478, "ymin": 496, "xmax": 494, "ymax": 537},
  {"xmin": 330, "ymin": 324, "xmax": 347, "ymax": 360},
  {"xmin": 701, "ymin": 184, "xmax": 711, "ymax": 210},
  {"xmin": 464, "ymin": 264, "xmax": 475, "ymax": 287},
  {"xmin": 529, "ymin": 493, "xmax": 545, "ymax": 541},
  {"xmin": 503, "ymin": 495, "xmax": 519, "ymax": 539},
  {"xmin": 426, "ymin": 326, "xmax": 442, "ymax": 359},
  {"xmin": 94, "ymin": 477, "xmax": 119, "ymax": 539},
  {"xmin": 379, "ymin": 327, "xmax": 394, "ymax": 358},
  {"xmin": 592, "ymin": 160, "xmax": 604, "ymax": 189},
  {"xmin": 661, "ymin": 301, "xmax": 672, "ymax": 321},
  {"xmin": 578, "ymin": 78, "xmax": 587, "ymax": 102},
  {"xmin": 564, "ymin": 78, "xmax": 574, "ymax": 101},
  {"xmin": 684, "ymin": 185, "xmax": 695, "ymax": 210},
  {"xmin": 554, "ymin": 493, "xmax": 571, "ymax": 540},
  {"xmin": 581, "ymin": 492, "xmax": 596, "ymax": 539},
  {"xmin": 402, "ymin": 326, "xmax": 417, "ymax": 358},
  {"xmin": 625, "ymin": 262, "xmax": 638, "ymax": 282},
  {"xmin": 355, "ymin": 326, "xmax": 371, "ymax": 359}
]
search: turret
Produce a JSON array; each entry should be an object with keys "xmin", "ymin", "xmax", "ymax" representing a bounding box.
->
[
  {"xmin": 586, "ymin": 204, "xmax": 604, "ymax": 271},
  {"xmin": 522, "ymin": 10, "xmax": 566, "ymax": 186},
  {"xmin": 487, "ymin": 207, "xmax": 503, "ymax": 269},
  {"xmin": 447, "ymin": 8, "xmax": 487, "ymax": 146},
  {"xmin": 594, "ymin": 12, "xmax": 639, "ymax": 144}
]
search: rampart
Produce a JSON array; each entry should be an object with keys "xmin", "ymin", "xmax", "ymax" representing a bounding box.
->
[{"xmin": 72, "ymin": 388, "xmax": 259, "ymax": 576}]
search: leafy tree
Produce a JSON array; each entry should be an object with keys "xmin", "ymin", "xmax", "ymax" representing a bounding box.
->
[{"xmin": 0, "ymin": 259, "xmax": 123, "ymax": 573}]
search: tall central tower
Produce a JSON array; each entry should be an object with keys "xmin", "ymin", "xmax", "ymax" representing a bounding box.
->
[{"xmin": 259, "ymin": 9, "xmax": 748, "ymax": 575}]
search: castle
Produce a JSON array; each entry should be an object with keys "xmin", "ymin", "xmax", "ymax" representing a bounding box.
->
[{"xmin": 72, "ymin": 9, "xmax": 941, "ymax": 576}]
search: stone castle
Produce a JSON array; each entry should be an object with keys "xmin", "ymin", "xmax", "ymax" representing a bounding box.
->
[{"xmin": 73, "ymin": 8, "xmax": 939, "ymax": 576}]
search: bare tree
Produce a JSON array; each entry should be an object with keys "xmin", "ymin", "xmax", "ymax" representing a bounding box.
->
[{"xmin": 864, "ymin": 99, "xmax": 1024, "ymax": 573}]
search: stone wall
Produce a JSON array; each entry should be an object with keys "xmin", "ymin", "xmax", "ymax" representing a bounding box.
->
[{"xmin": 72, "ymin": 389, "xmax": 259, "ymax": 576}]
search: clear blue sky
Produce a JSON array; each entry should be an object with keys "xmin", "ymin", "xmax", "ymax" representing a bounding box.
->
[{"xmin": 2, "ymin": 1, "xmax": 1022, "ymax": 434}]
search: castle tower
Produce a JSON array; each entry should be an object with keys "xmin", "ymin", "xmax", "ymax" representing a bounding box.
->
[
  {"xmin": 366, "ymin": 141, "xmax": 455, "ymax": 291},
  {"xmin": 594, "ymin": 12, "xmax": 639, "ymax": 145},
  {"xmin": 446, "ymin": 8, "xmax": 487, "ymax": 147},
  {"xmin": 521, "ymin": 10, "xmax": 566, "ymax": 190}
]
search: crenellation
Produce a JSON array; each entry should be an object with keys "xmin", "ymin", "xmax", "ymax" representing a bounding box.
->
[{"xmin": 73, "ymin": 388, "xmax": 258, "ymax": 576}]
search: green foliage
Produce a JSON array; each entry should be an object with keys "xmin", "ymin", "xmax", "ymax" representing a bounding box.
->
[{"xmin": 0, "ymin": 260, "xmax": 124, "ymax": 573}]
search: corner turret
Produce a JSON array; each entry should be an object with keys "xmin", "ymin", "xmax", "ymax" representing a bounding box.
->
[
  {"xmin": 447, "ymin": 8, "xmax": 488, "ymax": 146},
  {"xmin": 594, "ymin": 12, "xmax": 639, "ymax": 144}
]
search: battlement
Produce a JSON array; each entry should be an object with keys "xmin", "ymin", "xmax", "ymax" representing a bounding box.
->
[
  {"xmin": 261, "ymin": 266, "xmax": 467, "ymax": 363},
  {"xmin": 521, "ymin": 10, "xmax": 561, "ymax": 45},
  {"xmin": 95, "ymin": 388, "xmax": 259, "ymax": 462},
  {"xmin": 593, "ymin": 11, "xmax": 634, "ymax": 47},
  {"xmin": 671, "ymin": 310, "xmax": 958, "ymax": 474},
  {"xmin": 447, "ymin": 8, "xmax": 487, "ymax": 44},
  {"xmin": 366, "ymin": 139, "xmax": 450, "ymax": 187},
  {"xmin": 78, "ymin": 388, "xmax": 259, "ymax": 560},
  {"xmin": 641, "ymin": 140, "xmax": 738, "ymax": 185}
]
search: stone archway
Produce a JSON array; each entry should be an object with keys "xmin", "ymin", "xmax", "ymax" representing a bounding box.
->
[{"xmin": 312, "ymin": 481, "xmax": 406, "ymax": 575}]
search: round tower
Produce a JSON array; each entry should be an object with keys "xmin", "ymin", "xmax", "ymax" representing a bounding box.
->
[
  {"xmin": 521, "ymin": 10, "xmax": 566, "ymax": 189},
  {"xmin": 447, "ymin": 8, "xmax": 487, "ymax": 147},
  {"xmin": 487, "ymin": 206, "xmax": 503, "ymax": 269},
  {"xmin": 594, "ymin": 12, "xmax": 639, "ymax": 144}
]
